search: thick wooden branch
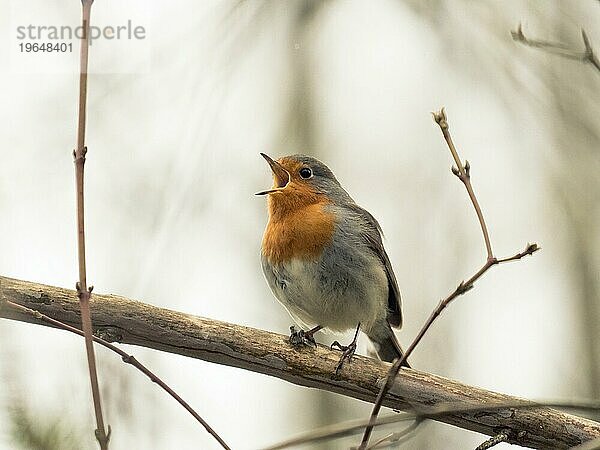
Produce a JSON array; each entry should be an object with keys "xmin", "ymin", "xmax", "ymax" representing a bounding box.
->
[{"xmin": 1, "ymin": 275, "xmax": 599, "ymax": 449}]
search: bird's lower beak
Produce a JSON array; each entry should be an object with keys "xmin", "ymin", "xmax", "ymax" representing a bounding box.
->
[{"xmin": 255, "ymin": 153, "xmax": 290, "ymax": 195}]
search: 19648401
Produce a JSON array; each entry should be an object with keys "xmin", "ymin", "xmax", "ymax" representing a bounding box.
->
[{"xmin": 19, "ymin": 42, "xmax": 72, "ymax": 52}]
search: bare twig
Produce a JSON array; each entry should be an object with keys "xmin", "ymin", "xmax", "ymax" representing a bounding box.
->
[
  {"xmin": 72, "ymin": 0, "xmax": 109, "ymax": 448},
  {"xmin": 475, "ymin": 430, "xmax": 510, "ymax": 450},
  {"xmin": 365, "ymin": 432, "xmax": 395, "ymax": 450},
  {"xmin": 364, "ymin": 419, "xmax": 422, "ymax": 449},
  {"xmin": 365, "ymin": 432, "xmax": 396, "ymax": 450},
  {"xmin": 437, "ymin": 113, "xmax": 492, "ymax": 258},
  {"xmin": 358, "ymin": 108, "xmax": 540, "ymax": 449},
  {"xmin": 266, "ymin": 400, "xmax": 600, "ymax": 449},
  {"xmin": 3, "ymin": 299, "xmax": 231, "ymax": 450},
  {"xmin": 511, "ymin": 24, "xmax": 600, "ymax": 74},
  {"xmin": 2, "ymin": 276, "xmax": 597, "ymax": 449}
]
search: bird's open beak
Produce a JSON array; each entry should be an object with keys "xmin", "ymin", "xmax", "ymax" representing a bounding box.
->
[{"xmin": 255, "ymin": 153, "xmax": 291, "ymax": 195}]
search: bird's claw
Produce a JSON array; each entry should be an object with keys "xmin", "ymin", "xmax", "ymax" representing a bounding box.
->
[
  {"xmin": 331, "ymin": 340, "xmax": 357, "ymax": 374},
  {"xmin": 289, "ymin": 326, "xmax": 317, "ymax": 348}
]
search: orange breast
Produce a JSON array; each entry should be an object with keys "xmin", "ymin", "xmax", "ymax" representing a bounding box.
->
[{"xmin": 262, "ymin": 200, "xmax": 336, "ymax": 265}]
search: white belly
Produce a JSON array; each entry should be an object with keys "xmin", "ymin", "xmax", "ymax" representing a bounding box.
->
[{"xmin": 262, "ymin": 256, "xmax": 388, "ymax": 334}]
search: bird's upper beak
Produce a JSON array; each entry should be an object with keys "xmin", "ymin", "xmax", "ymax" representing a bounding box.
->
[{"xmin": 255, "ymin": 153, "xmax": 290, "ymax": 195}]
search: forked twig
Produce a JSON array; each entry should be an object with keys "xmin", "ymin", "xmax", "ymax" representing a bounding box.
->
[
  {"xmin": 511, "ymin": 23, "xmax": 600, "ymax": 74},
  {"xmin": 358, "ymin": 108, "xmax": 540, "ymax": 449},
  {"xmin": 266, "ymin": 399, "xmax": 600, "ymax": 449},
  {"xmin": 4, "ymin": 299, "xmax": 231, "ymax": 450},
  {"xmin": 364, "ymin": 419, "xmax": 422, "ymax": 449},
  {"xmin": 72, "ymin": 0, "xmax": 109, "ymax": 448}
]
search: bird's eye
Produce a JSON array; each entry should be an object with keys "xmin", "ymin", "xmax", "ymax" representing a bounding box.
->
[{"xmin": 299, "ymin": 167, "xmax": 312, "ymax": 179}]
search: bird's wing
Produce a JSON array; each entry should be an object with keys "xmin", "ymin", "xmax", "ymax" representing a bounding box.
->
[{"xmin": 344, "ymin": 203, "xmax": 403, "ymax": 328}]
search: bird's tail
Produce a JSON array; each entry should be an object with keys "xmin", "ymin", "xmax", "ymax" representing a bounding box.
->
[{"xmin": 368, "ymin": 323, "xmax": 410, "ymax": 368}]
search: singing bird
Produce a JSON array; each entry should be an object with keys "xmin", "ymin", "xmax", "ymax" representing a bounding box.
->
[{"xmin": 257, "ymin": 153, "xmax": 408, "ymax": 371}]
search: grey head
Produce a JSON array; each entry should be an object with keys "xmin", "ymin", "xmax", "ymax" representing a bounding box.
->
[{"xmin": 255, "ymin": 153, "xmax": 354, "ymax": 204}]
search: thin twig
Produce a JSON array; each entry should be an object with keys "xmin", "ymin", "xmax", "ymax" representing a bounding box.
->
[
  {"xmin": 511, "ymin": 24, "xmax": 600, "ymax": 74},
  {"xmin": 358, "ymin": 108, "xmax": 540, "ymax": 449},
  {"xmin": 72, "ymin": 0, "xmax": 109, "ymax": 448},
  {"xmin": 365, "ymin": 432, "xmax": 395, "ymax": 450},
  {"xmin": 475, "ymin": 430, "xmax": 510, "ymax": 450},
  {"xmin": 266, "ymin": 400, "xmax": 600, "ymax": 449},
  {"xmin": 364, "ymin": 419, "xmax": 422, "ymax": 450},
  {"xmin": 437, "ymin": 112, "xmax": 493, "ymax": 258},
  {"xmin": 4, "ymin": 299, "xmax": 231, "ymax": 450}
]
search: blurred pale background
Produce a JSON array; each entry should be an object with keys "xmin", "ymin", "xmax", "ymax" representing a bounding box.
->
[{"xmin": 1, "ymin": 1, "xmax": 599, "ymax": 449}]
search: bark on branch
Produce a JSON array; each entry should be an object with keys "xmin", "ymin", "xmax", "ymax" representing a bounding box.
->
[{"xmin": 1, "ymin": 275, "xmax": 599, "ymax": 449}]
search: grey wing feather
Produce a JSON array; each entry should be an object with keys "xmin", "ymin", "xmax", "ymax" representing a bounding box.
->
[{"xmin": 344, "ymin": 203, "xmax": 403, "ymax": 328}]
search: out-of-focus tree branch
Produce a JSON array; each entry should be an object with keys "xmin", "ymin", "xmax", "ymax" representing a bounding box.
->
[
  {"xmin": 511, "ymin": 24, "xmax": 600, "ymax": 74},
  {"xmin": 2, "ymin": 275, "xmax": 600, "ymax": 449}
]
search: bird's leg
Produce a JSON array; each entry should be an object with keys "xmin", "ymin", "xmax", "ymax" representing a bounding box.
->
[
  {"xmin": 289, "ymin": 325, "xmax": 322, "ymax": 347},
  {"xmin": 331, "ymin": 323, "xmax": 361, "ymax": 374}
]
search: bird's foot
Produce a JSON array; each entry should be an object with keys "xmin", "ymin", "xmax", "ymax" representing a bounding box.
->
[
  {"xmin": 331, "ymin": 340, "xmax": 357, "ymax": 374},
  {"xmin": 331, "ymin": 323, "xmax": 361, "ymax": 375},
  {"xmin": 289, "ymin": 326, "xmax": 317, "ymax": 348}
]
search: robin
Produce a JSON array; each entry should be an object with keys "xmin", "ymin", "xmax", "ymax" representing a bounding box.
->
[{"xmin": 257, "ymin": 153, "xmax": 409, "ymax": 372}]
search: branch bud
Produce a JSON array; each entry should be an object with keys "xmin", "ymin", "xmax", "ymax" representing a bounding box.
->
[
  {"xmin": 511, "ymin": 23, "xmax": 525, "ymax": 42},
  {"xmin": 525, "ymin": 243, "xmax": 540, "ymax": 254},
  {"xmin": 432, "ymin": 108, "xmax": 448, "ymax": 130}
]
